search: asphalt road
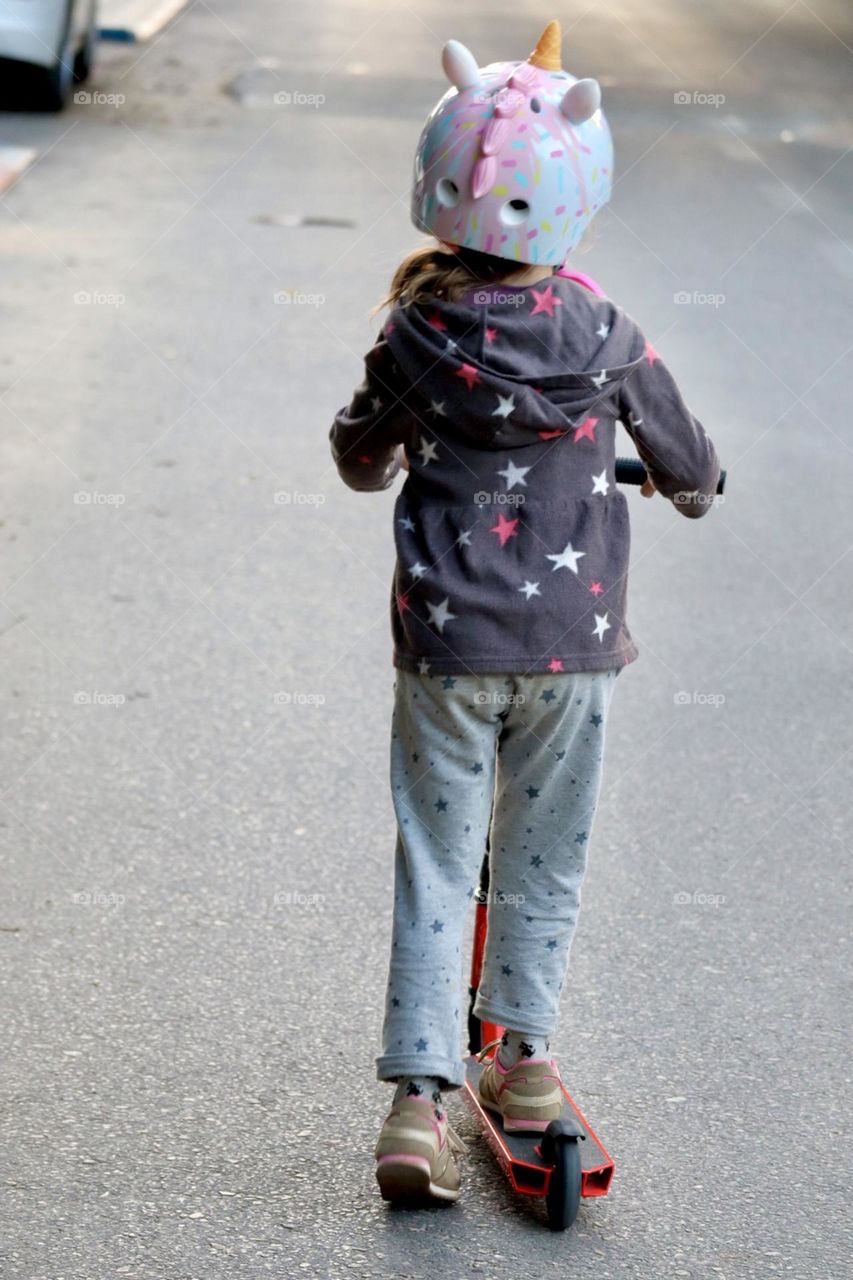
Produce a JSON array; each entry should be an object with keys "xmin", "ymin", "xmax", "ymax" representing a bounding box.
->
[{"xmin": 1, "ymin": 2, "xmax": 851, "ymax": 1277}]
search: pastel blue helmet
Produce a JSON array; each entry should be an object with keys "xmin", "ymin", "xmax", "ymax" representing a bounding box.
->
[{"xmin": 411, "ymin": 20, "xmax": 613, "ymax": 267}]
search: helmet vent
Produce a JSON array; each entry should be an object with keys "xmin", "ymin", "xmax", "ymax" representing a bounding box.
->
[
  {"xmin": 501, "ymin": 198, "xmax": 530, "ymax": 225},
  {"xmin": 530, "ymin": 97, "xmax": 542, "ymax": 113},
  {"xmin": 436, "ymin": 178, "xmax": 460, "ymax": 207}
]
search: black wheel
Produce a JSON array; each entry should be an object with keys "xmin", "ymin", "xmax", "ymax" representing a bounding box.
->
[
  {"xmin": 73, "ymin": 2, "xmax": 98, "ymax": 84},
  {"xmin": 545, "ymin": 1136, "xmax": 582, "ymax": 1231}
]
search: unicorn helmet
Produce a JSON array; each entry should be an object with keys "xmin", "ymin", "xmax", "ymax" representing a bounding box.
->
[{"xmin": 411, "ymin": 19, "xmax": 613, "ymax": 267}]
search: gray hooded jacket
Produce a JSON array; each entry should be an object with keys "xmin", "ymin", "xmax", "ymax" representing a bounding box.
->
[{"xmin": 330, "ymin": 275, "xmax": 720, "ymax": 675}]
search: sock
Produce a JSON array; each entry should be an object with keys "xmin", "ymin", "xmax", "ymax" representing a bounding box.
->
[
  {"xmin": 393, "ymin": 1076, "xmax": 444, "ymax": 1118},
  {"xmin": 497, "ymin": 1029, "xmax": 551, "ymax": 1068}
]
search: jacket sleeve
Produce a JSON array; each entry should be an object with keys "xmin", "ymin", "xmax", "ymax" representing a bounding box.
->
[
  {"xmin": 617, "ymin": 334, "xmax": 721, "ymax": 519},
  {"xmin": 329, "ymin": 330, "xmax": 411, "ymax": 492}
]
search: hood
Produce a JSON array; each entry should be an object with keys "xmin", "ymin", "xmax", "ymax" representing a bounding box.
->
[{"xmin": 383, "ymin": 275, "xmax": 645, "ymax": 448}]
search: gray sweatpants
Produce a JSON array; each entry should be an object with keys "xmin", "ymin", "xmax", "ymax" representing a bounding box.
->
[{"xmin": 376, "ymin": 667, "xmax": 620, "ymax": 1090}]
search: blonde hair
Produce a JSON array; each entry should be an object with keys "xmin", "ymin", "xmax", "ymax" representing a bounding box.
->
[{"xmin": 373, "ymin": 243, "xmax": 537, "ymax": 313}]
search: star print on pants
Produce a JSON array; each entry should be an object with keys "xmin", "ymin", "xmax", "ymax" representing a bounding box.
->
[{"xmin": 548, "ymin": 658, "xmax": 565, "ymax": 672}]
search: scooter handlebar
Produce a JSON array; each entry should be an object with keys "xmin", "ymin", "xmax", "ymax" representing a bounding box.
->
[{"xmin": 614, "ymin": 456, "xmax": 727, "ymax": 495}]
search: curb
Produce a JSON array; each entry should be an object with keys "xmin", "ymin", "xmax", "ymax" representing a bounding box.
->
[{"xmin": 98, "ymin": 0, "xmax": 192, "ymax": 42}]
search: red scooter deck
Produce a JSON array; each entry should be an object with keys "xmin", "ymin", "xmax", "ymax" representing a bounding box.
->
[{"xmin": 461, "ymin": 1055, "xmax": 614, "ymax": 1199}]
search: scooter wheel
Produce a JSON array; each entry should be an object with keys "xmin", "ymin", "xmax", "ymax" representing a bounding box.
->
[{"xmin": 545, "ymin": 1134, "xmax": 582, "ymax": 1231}]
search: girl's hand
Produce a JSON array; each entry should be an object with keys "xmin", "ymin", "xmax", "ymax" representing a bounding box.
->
[
  {"xmin": 397, "ymin": 444, "xmax": 410, "ymax": 471},
  {"xmin": 640, "ymin": 471, "xmax": 656, "ymax": 498}
]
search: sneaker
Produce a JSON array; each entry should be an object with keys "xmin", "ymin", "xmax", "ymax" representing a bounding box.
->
[
  {"xmin": 374, "ymin": 1097, "xmax": 468, "ymax": 1202},
  {"xmin": 476, "ymin": 1037, "xmax": 565, "ymax": 1132}
]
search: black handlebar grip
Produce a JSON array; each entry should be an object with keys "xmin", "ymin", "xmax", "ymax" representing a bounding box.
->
[{"xmin": 614, "ymin": 456, "xmax": 726, "ymax": 495}]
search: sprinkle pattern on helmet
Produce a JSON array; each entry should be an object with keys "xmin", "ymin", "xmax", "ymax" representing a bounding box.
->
[{"xmin": 411, "ymin": 20, "xmax": 613, "ymax": 267}]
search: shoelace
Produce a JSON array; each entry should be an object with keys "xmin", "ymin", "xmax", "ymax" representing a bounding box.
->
[
  {"xmin": 444, "ymin": 1122, "xmax": 468, "ymax": 1156},
  {"xmin": 390, "ymin": 1099, "xmax": 469, "ymax": 1157},
  {"xmin": 475, "ymin": 1036, "xmax": 504, "ymax": 1064}
]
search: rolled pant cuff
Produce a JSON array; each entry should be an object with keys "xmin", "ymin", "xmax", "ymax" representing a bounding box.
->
[
  {"xmin": 375, "ymin": 1053, "xmax": 467, "ymax": 1091},
  {"xmin": 472, "ymin": 998, "xmax": 556, "ymax": 1039}
]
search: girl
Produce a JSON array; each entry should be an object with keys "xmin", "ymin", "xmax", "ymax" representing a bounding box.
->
[{"xmin": 329, "ymin": 20, "xmax": 720, "ymax": 1204}]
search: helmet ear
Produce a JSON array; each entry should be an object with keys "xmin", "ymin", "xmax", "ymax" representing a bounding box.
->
[
  {"xmin": 560, "ymin": 77, "xmax": 601, "ymax": 124},
  {"xmin": 442, "ymin": 40, "xmax": 481, "ymax": 91}
]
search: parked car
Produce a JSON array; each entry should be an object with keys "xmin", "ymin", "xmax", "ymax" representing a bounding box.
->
[{"xmin": 0, "ymin": 0, "xmax": 97, "ymax": 110}]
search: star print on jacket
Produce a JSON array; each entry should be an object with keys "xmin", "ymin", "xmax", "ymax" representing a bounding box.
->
[{"xmin": 329, "ymin": 273, "xmax": 720, "ymax": 674}]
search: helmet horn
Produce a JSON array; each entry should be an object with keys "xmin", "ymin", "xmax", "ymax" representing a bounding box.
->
[{"xmin": 528, "ymin": 19, "xmax": 562, "ymax": 71}]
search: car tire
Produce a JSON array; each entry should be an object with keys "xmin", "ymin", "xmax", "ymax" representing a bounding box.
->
[{"xmin": 74, "ymin": 3, "xmax": 97, "ymax": 84}]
